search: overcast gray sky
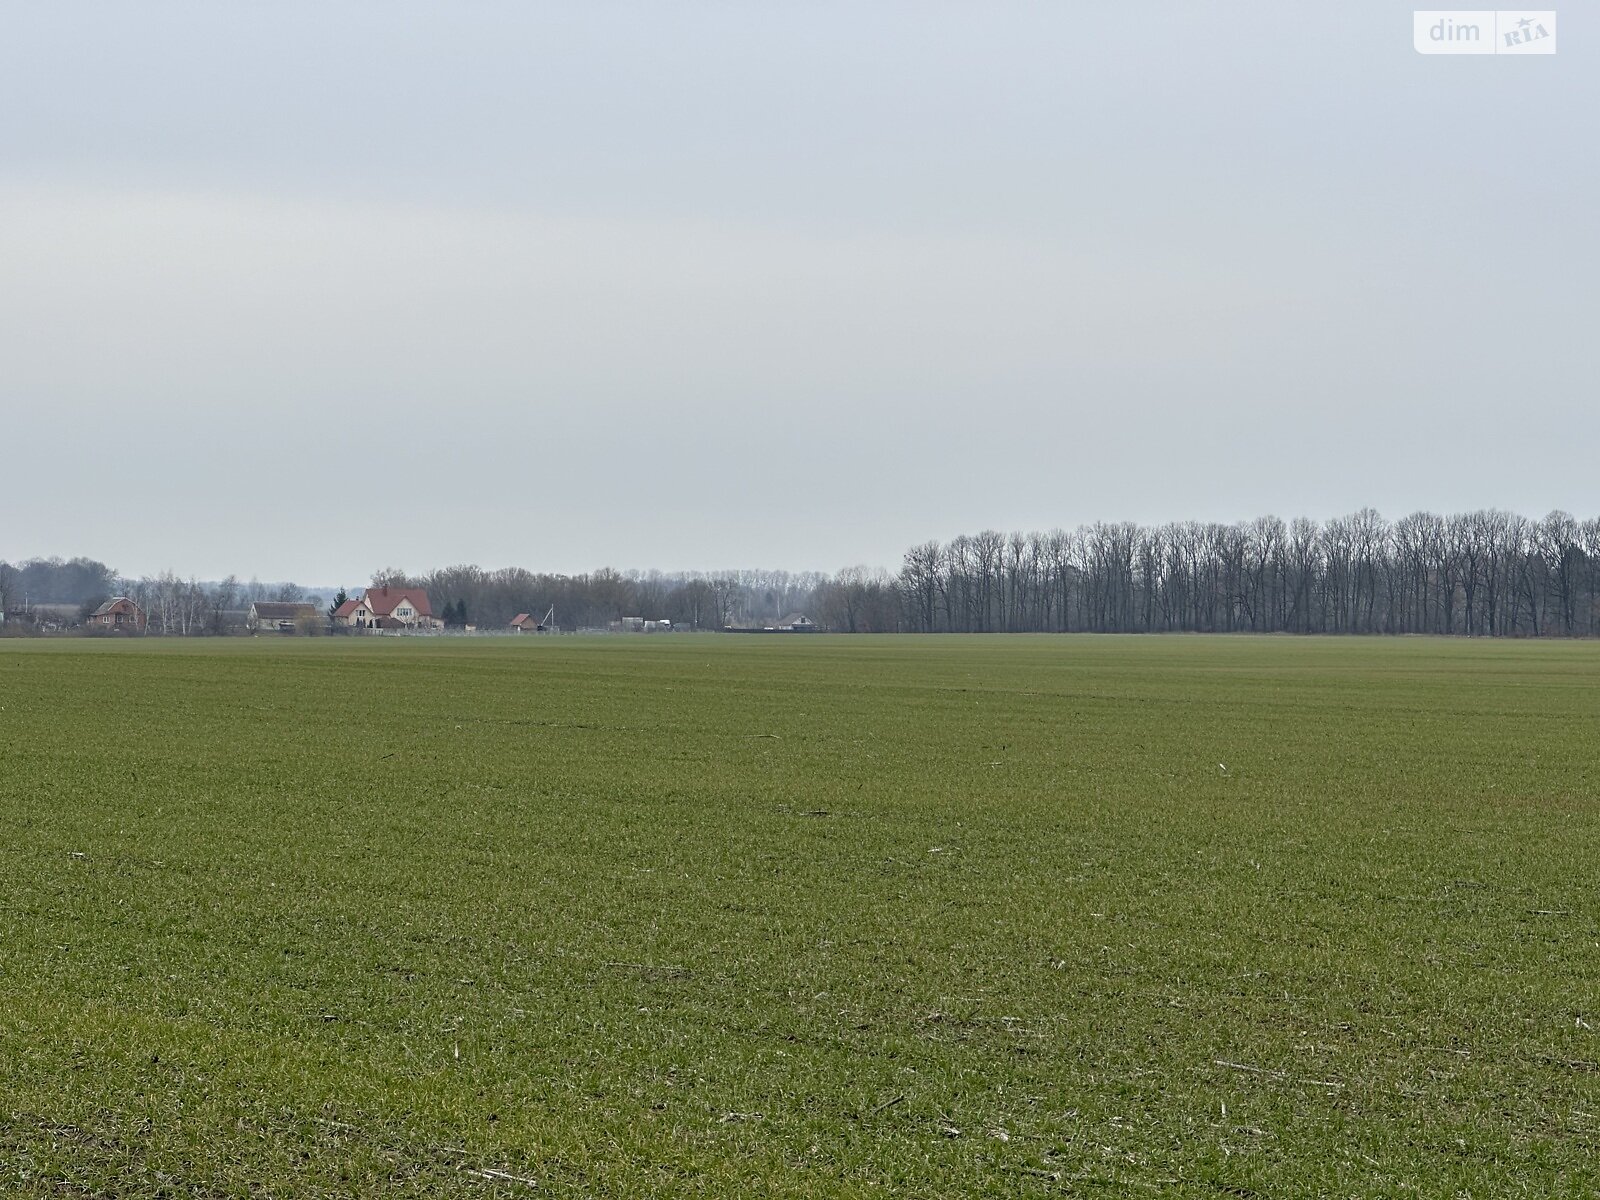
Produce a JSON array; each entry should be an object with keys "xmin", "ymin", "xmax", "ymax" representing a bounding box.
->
[{"xmin": 2, "ymin": 2, "xmax": 1593, "ymax": 583}]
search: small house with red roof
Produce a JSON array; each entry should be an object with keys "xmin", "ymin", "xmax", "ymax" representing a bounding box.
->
[
  {"xmin": 509, "ymin": 606, "xmax": 556, "ymax": 633},
  {"xmin": 86, "ymin": 596, "xmax": 146, "ymax": 633},
  {"xmin": 333, "ymin": 586, "xmax": 442, "ymax": 632}
]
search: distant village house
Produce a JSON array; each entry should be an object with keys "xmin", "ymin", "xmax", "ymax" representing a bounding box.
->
[
  {"xmin": 509, "ymin": 605, "xmax": 558, "ymax": 634},
  {"xmin": 86, "ymin": 597, "xmax": 147, "ymax": 633},
  {"xmin": 332, "ymin": 587, "xmax": 442, "ymax": 632},
  {"xmin": 248, "ymin": 601, "xmax": 321, "ymax": 634}
]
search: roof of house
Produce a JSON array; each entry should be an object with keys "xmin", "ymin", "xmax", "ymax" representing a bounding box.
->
[
  {"xmin": 510, "ymin": 613, "xmax": 533, "ymax": 625},
  {"xmin": 251, "ymin": 602, "xmax": 318, "ymax": 620},
  {"xmin": 332, "ymin": 599, "xmax": 362, "ymax": 618},
  {"xmin": 781, "ymin": 613, "xmax": 815, "ymax": 626},
  {"xmin": 89, "ymin": 597, "xmax": 139, "ymax": 617},
  {"xmin": 361, "ymin": 586, "xmax": 433, "ymax": 618}
]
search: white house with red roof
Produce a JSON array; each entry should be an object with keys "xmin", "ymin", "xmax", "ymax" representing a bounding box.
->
[{"xmin": 333, "ymin": 586, "xmax": 442, "ymax": 632}]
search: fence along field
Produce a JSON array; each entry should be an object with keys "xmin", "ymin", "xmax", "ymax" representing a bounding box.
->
[{"xmin": 1, "ymin": 635, "xmax": 1596, "ymax": 1196}]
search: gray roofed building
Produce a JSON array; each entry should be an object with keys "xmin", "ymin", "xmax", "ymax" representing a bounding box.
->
[{"xmin": 248, "ymin": 601, "xmax": 321, "ymax": 633}]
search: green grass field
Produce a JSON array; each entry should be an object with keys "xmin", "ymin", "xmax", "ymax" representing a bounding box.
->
[{"xmin": 1, "ymin": 635, "xmax": 1596, "ymax": 1197}]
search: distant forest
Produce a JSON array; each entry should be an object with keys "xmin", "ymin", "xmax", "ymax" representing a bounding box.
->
[
  {"xmin": 4, "ymin": 509, "xmax": 1599, "ymax": 637},
  {"xmin": 889, "ymin": 510, "xmax": 1600, "ymax": 637}
]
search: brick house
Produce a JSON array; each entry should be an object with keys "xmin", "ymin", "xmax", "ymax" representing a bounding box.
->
[{"xmin": 86, "ymin": 597, "xmax": 147, "ymax": 633}]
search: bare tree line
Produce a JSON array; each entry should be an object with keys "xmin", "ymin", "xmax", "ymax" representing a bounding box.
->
[
  {"xmin": 387, "ymin": 564, "xmax": 827, "ymax": 632},
  {"xmin": 886, "ymin": 510, "xmax": 1600, "ymax": 637}
]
